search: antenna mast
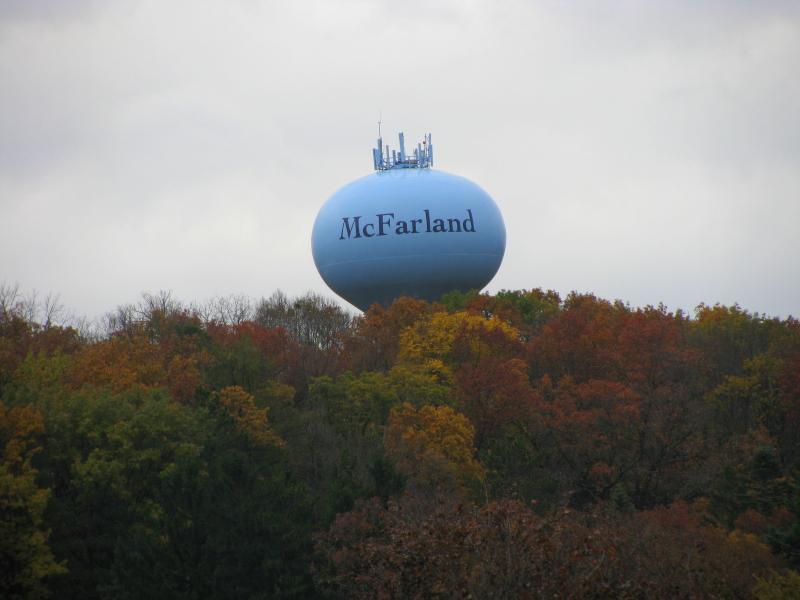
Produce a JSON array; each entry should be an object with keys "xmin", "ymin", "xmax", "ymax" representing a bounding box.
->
[{"xmin": 372, "ymin": 128, "xmax": 433, "ymax": 171}]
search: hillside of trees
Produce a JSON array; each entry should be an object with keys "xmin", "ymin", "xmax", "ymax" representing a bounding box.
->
[{"xmin": 1, "ymin": 284, "xmax": 799, "ymax": 598}]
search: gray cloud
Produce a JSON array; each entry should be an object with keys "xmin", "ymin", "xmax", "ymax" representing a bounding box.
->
[{"xmin": 1, "ymin": 0, "xmax": 798, "ymax": 318}]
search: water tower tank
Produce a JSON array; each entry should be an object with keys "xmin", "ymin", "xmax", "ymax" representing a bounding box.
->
[{"xmin": 312, "ymin": 131, "xmax": 505, "ymax": 311}]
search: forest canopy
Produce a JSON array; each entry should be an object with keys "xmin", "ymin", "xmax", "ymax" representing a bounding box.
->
[{"xmin": 1, "ymin": 284, "xmax": 798, "ymax": 598}]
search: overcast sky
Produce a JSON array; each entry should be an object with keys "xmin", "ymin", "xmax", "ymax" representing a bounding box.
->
[{"xmin": 1, "ymin": 0, "xmax": 799, "ymax": 319}]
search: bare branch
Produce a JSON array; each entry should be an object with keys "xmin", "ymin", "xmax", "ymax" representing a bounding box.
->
[
  {"xmin": 0, "ymin": 282, "xmax": 21, "ymax": 321},
  {"xmin": 41, "ymin": 292, "xmax": 64, "ymax": 329},
  {"xmin": 21, "ymin": 289, "xmax": 39, "ymax": 324}
]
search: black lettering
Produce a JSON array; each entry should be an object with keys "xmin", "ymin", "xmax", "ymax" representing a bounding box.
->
[
  {"xmin": 463, "ymin": 209, "xmax": 475, "ymax": 233},
  {"xmin": 340, "ymin": 211, "xmax": 475, "ymax": 239},
  {"xmin": 377, "ymin": 212, "xmax": 394, "ymax": 236},
  {"xmin": 447, "ymin": 218, "xmax": 462, "ymax": 232},
  {"xmin": 340, "ymin": 216, "xmax": 362, "ymax": 240}
]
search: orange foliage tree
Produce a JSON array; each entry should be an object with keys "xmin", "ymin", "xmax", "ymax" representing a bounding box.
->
[{"xmin": 384, "ymin": 403, "xmax": 483, "ymax": 495}]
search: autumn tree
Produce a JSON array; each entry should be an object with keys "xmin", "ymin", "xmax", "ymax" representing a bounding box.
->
[
  {"xmin": 316, "ymin": 497, "xmax": 781, "ymax": 599},
  {"xmin": 528, "ymin": 293, "xmax": 624, "ymax": 383},
  {"xmin": 454, "ymin": 357, "xmax": 536, "ymax": 448},
  {"xmin": 384, "ymin": 403, "xmax": 483, "ymax": 496},
  {"xmin": 344, "ymin": 296, "xmax": 438, "ymax": 372},
  {"xmin": 456, "ymin": 288, "xmax": 562, "ymax": 340},
  {"xmin": 216, "ymin": 385, "xmax": 283, "ymax": 447},
  {"xmin": 398, "ymin": 310, "xmax": 519, "ymax": 372},
  {"xmin": 690, "ymin": 303, "xmax": 783, "ymax": 384},
  {"xmin": 3, "ymin": 284, "xmax": 799, "ymax": 597},
  {"xmin": 0, "ymin": 402, "xmax": 65, "ymax": 598}
]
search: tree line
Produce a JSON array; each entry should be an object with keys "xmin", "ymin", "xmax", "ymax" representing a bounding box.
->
[{"xmin": 1, "ymin": 285, "xmax": 799, "ymax": 598}]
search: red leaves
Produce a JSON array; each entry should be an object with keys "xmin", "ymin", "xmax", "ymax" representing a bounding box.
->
[
  {"xmin": 207, "ymin": 321, "xmax": 293, "ymax": 366},
  {"xmin": 316, "ymin": 498, "xmax": 781, "ymax": 599},
  {"xmin": 167, "ymin": 355, "xmax": 202, "ymax": 404},
  {"xmin": 533, "ymin": 378, "xmax": 644, "ymax": 500},
  {"xmin": 529, "ymin": 296, "xmax": 697, "ymax": 394},
  {"xmin": 528, "ymin": 293, "xmax": 621, "ymax": 383},
  {"xmin": 346, "ymin": 297, "xmax": 438, "ymax": 372},
  {"xmin": 454, "ymin": 357, "xmax": 537, "ymax": 447}
]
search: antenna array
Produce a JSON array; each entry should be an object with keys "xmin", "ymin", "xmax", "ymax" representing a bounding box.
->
[{"xmin": 372, "ymin": 131, "xmax": 433, "ymax": 171}]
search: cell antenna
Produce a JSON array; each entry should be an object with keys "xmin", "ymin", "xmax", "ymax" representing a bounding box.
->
[{"xmin": 372, "ymin": 126, "xmax": 433, "ymax": 171}]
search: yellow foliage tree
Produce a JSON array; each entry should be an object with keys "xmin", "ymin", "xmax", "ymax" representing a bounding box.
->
[
  {"xmin": 753, "ymin": 570, "xmax": 800, "ymax": 600},
  {"xmin": 217, "ymin": 386, "xmax": 284, "ymax": 447},
  {"xmin": 385, "ymin": 403, "xmax": 484, "ymax": 494},
  {"xmin": 0, "ymin": 402, "xmax": 66, "ymax": 597},
  {"xmin": 398, "ymin": 311, "xmax": 519, "ymax": 369},
  {"xmin": 386, "ymin": 362, "xmax": 452, "ymax": 406}
]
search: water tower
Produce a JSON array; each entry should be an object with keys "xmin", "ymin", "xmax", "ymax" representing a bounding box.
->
[{"xmin": 312, "ymin": 130, "xmax": 505, "ymax": 311}]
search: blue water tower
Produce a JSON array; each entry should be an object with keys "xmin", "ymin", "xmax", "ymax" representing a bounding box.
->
[{"xmin": 312, "ymin": 130, "xmax": 506, "ymax": 311}]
